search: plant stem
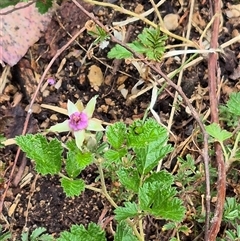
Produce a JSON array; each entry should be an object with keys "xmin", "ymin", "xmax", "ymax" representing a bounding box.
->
[
  {"xmin": 97, "ymin": 160, "xmax": 143, "ymax": 240},
  {"xmin": 97, "ymin": 160, "xmax": 118, "ymax": 208}
]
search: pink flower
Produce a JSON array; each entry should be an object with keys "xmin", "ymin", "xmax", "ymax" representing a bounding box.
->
[
  {"xmin": 47, "ymin": 78, "xmax": 55, "ymax": 85},
  {"xmin": 49, "ymin": 96, "xmax": 104, "ymax": 149}
]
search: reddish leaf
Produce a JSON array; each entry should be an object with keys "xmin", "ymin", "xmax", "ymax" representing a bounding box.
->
[{"xmin": 0, "ymin": 2, "xmax": 52, "ymax": 66}]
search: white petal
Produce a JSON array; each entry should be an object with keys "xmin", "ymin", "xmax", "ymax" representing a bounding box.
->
[
  {"xmin": 84, "ymin": 96, "xmax": 97, "ymax": 117},
  {"xmin": 67, "ymin": 100, "xmax": 79, "ymax": 115},
  {"xmin": 48, "ymin": 120, "xmax": 70, "ymax": 133},
  {"xmin": 87, "ymin": 118, "xmax": 105, "ymax": 131},
  {"xmin": 74, "ymin": 130, "xmax": 85, "ymax": 149}
]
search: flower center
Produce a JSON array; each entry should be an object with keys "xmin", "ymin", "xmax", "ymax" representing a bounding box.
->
[{"xmin": 69, "ymin": 112, "xmax": 88, "ymax": 131}]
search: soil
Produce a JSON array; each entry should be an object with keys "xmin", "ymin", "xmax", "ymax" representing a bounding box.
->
[{"xmin": 0, "ymin": 0, "xmax": 240, "ymax": 240}]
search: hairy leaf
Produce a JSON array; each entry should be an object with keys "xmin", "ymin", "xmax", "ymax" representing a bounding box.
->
[
  {"xmin": 106, "ymin": 122, "xmax": 127, "ymax": 149},
  {"xmin": 227, "ymin": 92, "xmax": 240, "ymax": 116},
  {"xmin": 57, "ymin": 223, "xmax": 106, "ymax": 241},
  {"xmin": 60, "ymin": 178, "xmax": 85, "ymax": 197},
  {"xmin": 115, "ymin": 221, "xmax": 138, "ymax": 241},
  {"xmin": 66, "ymin": 141, "xmax": 93, "ymax": 178},
  {"xmin": 206, "ymin": 123, "xmax": 232, "ymax": 142},
  {"xmin": 15, "ymin": 134, "xmax": 63, "ymax": 175},
  {"xmin": 114, "ymin": 202, "xmax": 139, "ymax": 221}
]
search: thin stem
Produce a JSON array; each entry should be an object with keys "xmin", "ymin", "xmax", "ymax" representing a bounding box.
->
[
  {"xmin": 97, "ymin": 160, "xmax": 118, "ymax": 208},
  {"xmin": 97, "ymin": 160, "xmax": 143, "ymax": 240}
]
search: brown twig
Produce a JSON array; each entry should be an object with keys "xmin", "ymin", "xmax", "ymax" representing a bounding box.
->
[
  {"xmin": 75, "ymin": 1, "xmax": 210, "ymax": 238},
  {"xmin": 207, "ymin": 0, "xmax": 226, "ymax": 240},
  {"xmin": 0, "ymin": 25, "xmax": 86, "ymax": 214}
]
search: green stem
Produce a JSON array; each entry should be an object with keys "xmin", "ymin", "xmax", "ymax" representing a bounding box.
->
[{"xmin": 97, "ymin": 159, "xmax": 143, "ymax": 240}]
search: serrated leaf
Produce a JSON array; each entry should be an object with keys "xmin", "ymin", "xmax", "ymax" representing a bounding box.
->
[
  {"xmin": 15, "ymin": 134, "xmax": 63, "ymax": 175},
  {"xmin": 117, "ymin": 167, "xmax": 140, "ymax": 193},
  {"xmin": 135, "ymin": 142, "xmax": 172, "ymax": 175},
  {"xmin": 106, "ymin": 122, "xmax": 127, "ymax": 149},
  {"xmin": 66, "ymin": 141, "xmax": 93, "ymax": 178},
  {"xmin": 227, "ymin": 92, "xmax": 240, "ymax": 116},
  {"xmin": 107, "ymin": 44, "xmax": 133, "ymax": 59},
  {"xmin": 139, "ymin": 182, "xmax": 185, "ymax": 222},
  {"xmin": 144, "ymin": 171, "xmax": 174, "ymax": 186},
  {"xmin": 60, "ymin": 178, "xmax": 85, "ymax": 197},
  {"xmin": 127, "ymin": 119, "xmax": 168, "ymax": 148},
  {"xmin": 30, "ymin": 227, "xmax": 46, "ymax": 239},
  {"xmin": 114, "ymin": 221, "xmax": 138, "ymax": 241},
  {"xmin": 57, "ymin": 223, "xmax": 106, "ymax": 241},
  {"xmin": 104, "ymin": 148, "xmax": 127, "ymax": 163},
  {"xmin": 205, "ymin": 123, "xmax": 232, "ymax": 142},
  {"xmin": 114, "ymin": 202, "xmax": 139, "ymax": 221}
]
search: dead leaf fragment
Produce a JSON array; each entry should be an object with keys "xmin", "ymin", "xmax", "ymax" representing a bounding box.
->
[
  {"xmin": 87, "ymin": 65, "xmax": 104, "ymax": 89},
  {"xmin": 225, "ymin": 3, "xmax": 240, "ymax": 18}
]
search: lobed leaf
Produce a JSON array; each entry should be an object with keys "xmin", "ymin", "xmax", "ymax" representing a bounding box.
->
[
  {"xmin": 227, "ymin": 92, "xmax": 240, "ymax": 116},
  {"xmin": 60, "ymin": 178, "xmax": 85, "ymax": 197},
  {"xmin": 15, "ymin": 134, "xmax": 63, "ymax": 175},
  {"xmin": 66, "ymin": 140, "xmax": 93, "ymax": 178},
  {"xmin": 57, "ymin": 223, "xmax": 106, "ymax": 241},
  {"xmin": 127, "ymin": 119, "xmax": 169, "ymax": 148},
  {"xmin": 117, "ymin": 167, "xmax": 140, "ymax": 193},
  {"xmin": 139, "ymin": 182, "xmax": 185, "ymax": 222},
  {"xmin": 106, "ymin": 122, "xmax": 127, "ymax": 149},
  {"xmin": 107, "ymin": 44, "xmax": 132, "ymax": 59},
  {"xmin": 205, "ymin": 123, "xmax": 232, "ymax": 142},
  {"xmin": 114, "ymin": 221, "xmax": 138, "ymax": 241},
  {"xmin": 114, "ymin": 202, "xmax": 139, "ymax": 221}
]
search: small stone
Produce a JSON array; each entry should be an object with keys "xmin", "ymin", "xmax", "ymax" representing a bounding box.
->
[
  {"xmin": 50, "ymin": 114, "xmax": 58, "ymax": 121},
  {"xmin": 163, "ymin": 14, "xmax": 179, "ymax": 31}
]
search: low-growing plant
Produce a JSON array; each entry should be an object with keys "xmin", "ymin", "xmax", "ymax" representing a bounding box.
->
[{"xmin": 14, "ymin": 96, "xmax": 186, "ymax": 240}]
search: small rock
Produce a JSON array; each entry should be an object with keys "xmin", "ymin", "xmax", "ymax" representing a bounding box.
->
[{"xmin": 163, "ymin": 14, "xmax": 179, "ymax": 31}]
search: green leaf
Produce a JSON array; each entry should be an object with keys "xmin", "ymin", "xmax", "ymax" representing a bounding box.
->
[
  {"xmin": 107, "ymin": 44, "xmax": 133, "ymax": 59},
  {"xmin": 135, "ymin": 142, "xmax": 172, "ymax": 175},
  {"xmin": 0, "ymin": 225, "xmax": 11, "ymax": 241},
  {"xmin": 60, "ymin": 178, "xmax": 85, "ymax": 197},
  {"xmin": 66, "ymin": 141, "xmax": 93, "ymax": 178},
  {"xmin": 144, "ymin": 171, "xmax": 174, "ymax": 186},
  {"xmin": 139, "ymin": 182, "xmax": 185, "ymax": 222},
  {"xmin": 117, "ymin": 167, "xmax": 140, "ymax": 193},
  {"xmin": 104, "ymin": 148, "xmax": 127, "ymax": 163},
  {"xmin": 15, "ymin": 134, "xmax": 63, "ymax": 175},
  {"xmin": 114, "ymin": 221, "xmax": 138, "ymax": 241},
  {"xmin": 35, "ymin": 0, "xmax": 53, "ymax": 14},
  {"xmin": 0, "ymin": 0, "xmax": 19, "ymax": 9},
  {"xmin": 127, "ymin": 119, "xmax": 169, "ymax": 148},
  {"xmin": 205, "ymin": 123, "xmax": 232, "ymax": 142},
  {"xmin": 57, "ymin": 223, "xmax": 106, "ymax": 241},
  {"xmin": 106, "ymin": 122, "xmax": 127, "ymax": 149},
  {"xmin": 29, "ymin": 227, "xmax": 54, "ymax": 241},
  {"xmin": 114, "ymin": 202, "xmax": 139, "ymax": 221},
  {"xmin": 227, "ymin": 92, "xmax": 240, "ymax": 116}
]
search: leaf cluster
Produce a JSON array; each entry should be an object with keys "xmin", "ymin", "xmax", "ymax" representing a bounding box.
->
[
  {"xmin": 105, "ymin": 119, "xmax": 185, "ymax": 222},
  {"xmin": 108, "ymin": 27, "xmax": 168, "ymax": 61}
]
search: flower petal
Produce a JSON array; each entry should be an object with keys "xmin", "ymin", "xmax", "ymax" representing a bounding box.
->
[
  {"xmin": 87, "ymin": 118, "xmax": 105, "ymax": 131},
  {"xmin": 75, "ymin": 100, "xmax": 84, "ymax": 112},
  {"xmin": 74, "ymin": 130, "xmax": 85, "ymax": 149},
  {"xmin": 83, "ymin": 96, "xmax": 97, "ymax": 117},
  {"xmin": 49, "ymin": 120, "xmax": 70, "ymax": 133},
  {"xmin": 67, "ymin": 99, "xmax": 79, "ymax": 115}
]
